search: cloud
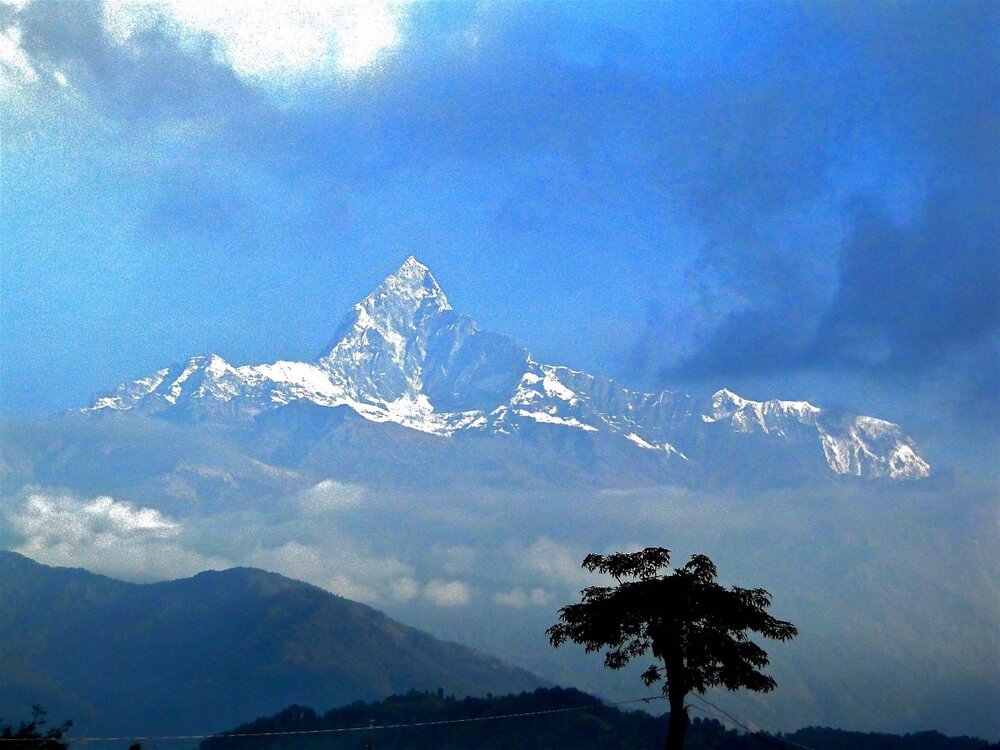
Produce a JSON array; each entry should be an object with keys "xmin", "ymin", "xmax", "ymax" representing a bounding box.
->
[
  {"xmin": 3, "ymin": 0, "xmax": 995, "ymax": 442},
  {"xmin": 613, "ymin": 2, "xmax": 1000, "ymax": 431},
  {"xmin": 246, "ymin": 539, "xmax": 414, "ymax": 604},
  {"xmin": 12, "ymin": 0, "xmax": 255, "ymax": 123},
  {"xmin": 422, "ymin": 579, "xmax": 471, "ymax": 607},
  {"xmin": 297, "ymin": 478, "xmax": 366, "ymax": 514},
  {"xmin": 2, "ymin": 488, "xmax": 226, "ymax": 580},
  {"xmin": 389, "ymin": 576, "xmax": 419, "ymax": 602},
  {"xmin": 814, "ymin": 194, "xmax": 999, "ymax": 370},
  {"xmin": 493, "ymin": 586, "xmax": 549, "ymax": 609},
  {"xmin": 102, "ymin": 0, "xmax": 412, "ymax": 87},
  {"xmin": 0, "ymin": 23, "xmax": 36, "ymax": 83},
  {"xmin": 8, "ymin": 489, "xmax": 180, "ymax": 540},
  {"xmin": 515, "ymin": 537, "xmax": 592, "ymax": 590}
]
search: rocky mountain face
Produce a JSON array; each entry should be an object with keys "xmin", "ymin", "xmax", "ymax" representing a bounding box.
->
[{"xmin": 85, "ymin": 257, "xmax": 929, "ymax": 481}]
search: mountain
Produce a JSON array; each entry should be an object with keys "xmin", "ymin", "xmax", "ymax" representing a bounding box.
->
[
  {"xmin": 83, "ymin": 257, "xmax": 928, "ymax": 482},
  {"xmin": 0, "ymin": 551, "xmax": 545, "ymax": 737}
]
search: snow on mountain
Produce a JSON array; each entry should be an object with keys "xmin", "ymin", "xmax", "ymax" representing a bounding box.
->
[
  {"xmin": 819, "ymin": 416, "xmax": 931, "ymax": 479},
  {"xmin": 703, "ymin": 388, "xmax": 821, "ymax": 434},
  {"xmin": 702, "ymin": 388, "xmax": 929, "ymax": 479},
  {"xmin": 316, "ymin": 256, "xmax": 457, "ymax": 403},
  {"xmin": 85, "ymin": 257, "xmax": 930, "ymax": 479},
  {"xmin": 313, "ymin": 256, "xmax": 531, "ymax": 422},
  {"xmin": 492, "ymin": 363, "xmax": 690, "ymax": 457}
]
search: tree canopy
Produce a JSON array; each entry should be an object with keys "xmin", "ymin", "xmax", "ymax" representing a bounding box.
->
[
  {"xmin": 547, "ymin": 548, "xmax": 797, "ymax": 750},
  {"xmin": 0, "ymin": 707, "xmax": 70, "ymax": 750}
]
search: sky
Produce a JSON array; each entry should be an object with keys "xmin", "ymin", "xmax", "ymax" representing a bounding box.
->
[{"xmin": 2, "ymin": 0, "xmax": 998, "ymax": 467}]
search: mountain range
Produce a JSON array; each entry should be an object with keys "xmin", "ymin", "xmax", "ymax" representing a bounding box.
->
[
  {"xmin": 0, "ymin": 551, "xmax": 544, "ymax": 737},
  {"xmin": 83, "ymin": 257, "xmax": 929, "ymax": 483}
]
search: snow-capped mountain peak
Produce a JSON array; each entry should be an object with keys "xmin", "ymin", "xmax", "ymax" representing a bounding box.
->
[
  {"xmin": 322, "ymin": 256, "xmax": 452, "ymax": 357},
  {"xmin": 83, "ymin": 258, "xmax": 930, "ymax": 481},
  {"xmin": 392, "ymin": 255, "xmax": 451, "ymax": 307},
  {"xmin": 353, "ymin": 255, "xmax": 451, "ymax": 320},
  {"xmin": 317, "ymin": 256, "xmax": 518, "ymax": 413}
]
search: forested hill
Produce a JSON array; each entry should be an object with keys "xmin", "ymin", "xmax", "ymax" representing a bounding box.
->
[
  {"xmin": 780, "ymin": 728, "xmax": 1000, "ymax": 750},
  {"xmin": 201, "ymin": 687, "xmax": 1000, "ymax": 750},
  {"xmin": 0, "ymin": 551, "xmax": 543, "ymax": 737}
]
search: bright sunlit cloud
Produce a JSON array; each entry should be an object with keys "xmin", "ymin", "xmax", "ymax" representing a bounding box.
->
[
  {"xmin": 10, "ymin": 490, "xmax": 181, "ymax": 540},
  {"xmin": 423, "ymin": 579, "xmax": 471, "ymax": 607},
  {"xmin": 102, "ymin": 0, "xmax": 412, "ymax": 85},
  {"xmin": 1, "ymin": 488, "xmax": 229, "ymax": 581},
  {"xmin": 0, "ymin": 24, "xmax": 38, "ymax": 86}
]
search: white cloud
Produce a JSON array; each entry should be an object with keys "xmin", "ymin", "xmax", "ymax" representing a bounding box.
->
[
  {"xmin": 0, "ymin": 13, "xmax": 79, "ymax": 100},
  {"xmin": 297, "ymin": 478, "xmax": 366, "ymax": 514},
  {"xmin": 245, "ymin": 539, "xmax": 415, "ymax": 605},
  {"xmin": 518, "ymin": 536, "xmax": 594, "ymax": 589},
  {"xmin": 493, "ymin": 586, "xmax": 549, "ymax": 608},
  {"xmin": 102, "ymin": 0, "xmax": 412, "ymax": 86},
  {"xmin": 9, "ymin": 491, "xmax": 180, "ymax": 541},
  {"xmin": 0, "ymin": 25, "xmax": 38, "ymax": 85},
  {"xmin": 3, "ymin": 489, "xmax": 227, "ymax": 581},
  {"xmin": 423, "ymin": 579, "xmax": 471, "ymax": 607},
  {"xmin": 390, "ymin": 576, "xmax": 419, "ymax": 601}
]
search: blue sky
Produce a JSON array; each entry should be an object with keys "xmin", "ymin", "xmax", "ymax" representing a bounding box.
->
[{"xmin": 2, "ymin": 0, "xmax": 997, "ymax": 459}]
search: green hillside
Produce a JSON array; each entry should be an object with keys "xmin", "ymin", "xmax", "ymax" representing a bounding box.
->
[{"xmin": 0, "ymin": 552, "xmax": 543, "ymax": 737}]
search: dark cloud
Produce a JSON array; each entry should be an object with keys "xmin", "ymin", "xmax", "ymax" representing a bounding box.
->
[
  {"xmin": 17, "ymin": 0, "xmax": 255, "ymax": 121},
  {"xmin": 819, "ymin": 192, "xmax": 999, "ymax": 369},
  {"xmin": 638, "ymin": 2, "xmax": 1000, "ymax": 429}
]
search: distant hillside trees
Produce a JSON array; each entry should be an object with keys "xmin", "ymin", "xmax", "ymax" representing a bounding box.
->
[
  {"xmin": 0, "ymin": 707, "xmax": 69, "ymax": 749},
  {"xmin": 200, "ymin": 687, "xmax": 761, "ymax": 750},
  {"xmin": 778, "ymin": 727, "xmax": 1000, "ymax": 750},
  {"xmin": 199, "ymin": 688, "xmax": 999, "ymax": 750}
]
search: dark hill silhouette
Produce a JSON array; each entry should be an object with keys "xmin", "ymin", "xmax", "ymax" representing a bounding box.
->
[
  {"xmin": 0, "ymin": 552, "xmax": 544, "ymax": 737},
  {"xmin": 200, "ymin": 687, "xmax": 1000, "ymax": 750}
]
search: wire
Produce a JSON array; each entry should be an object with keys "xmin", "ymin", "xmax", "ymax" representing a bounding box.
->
[
  {"xmin": 689, "ymin": 693, "xmax": 760, "ymax": 734},
  {"xmin": 687, "ymin": 694, "xmax": 818, "ymax": 750},
  {"xmin": 5, "ymin": 695, "xmax": 667, "ymax": 745}
]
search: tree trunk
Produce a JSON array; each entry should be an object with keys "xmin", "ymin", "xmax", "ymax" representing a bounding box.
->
[{"xmin": 664, "ymin": 694, "xmax": 688, "ymax": 750}]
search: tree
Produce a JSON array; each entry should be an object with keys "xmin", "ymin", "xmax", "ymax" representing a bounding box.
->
[
  {"xmin": 0, "ymin": 706, "xmax": 70, "ymax": 749},
  {"xmin": 547, "ymin": 548, "xmax": 797, "ymax": 750}
]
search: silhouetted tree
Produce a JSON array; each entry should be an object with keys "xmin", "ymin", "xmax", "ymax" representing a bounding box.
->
[
  {"xmin": 547, "ymin": 548, "xmax": 797, "ymax": 750},
  {"xmin": 0, "ymin": 707, "xmax": 70, "ymax": 749}
]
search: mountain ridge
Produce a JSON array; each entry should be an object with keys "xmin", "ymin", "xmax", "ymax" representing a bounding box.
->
[
  {"xmin": 83, "ymin": 257, "xmax": 929, "ymax": 481},
  {"xmin": 0, "ymin": 550, "xmax": 546, "ymax": 737}
]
